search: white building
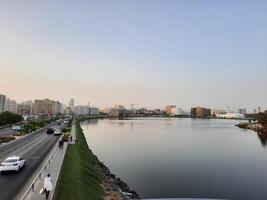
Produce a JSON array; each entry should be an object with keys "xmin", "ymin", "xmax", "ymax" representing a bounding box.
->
[
  {"xmin": 215, "ymin": 112, "xmax": 246, "ymax": 119},
  {"xmin": 4, "ymin": 98, "xmax": 17, "ymax": 113},
  {"xmin": 0, "ymin": 94, "xmax": 6, "ymax": 113},
  {"xmin": 74, "ymin": 106, "xmax": 99, "ymax": 116}
]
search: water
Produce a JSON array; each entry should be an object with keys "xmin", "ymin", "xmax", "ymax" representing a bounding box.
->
[{"xmin": 81, "ymin": 118, "xmax": 267, "ymax": 200}]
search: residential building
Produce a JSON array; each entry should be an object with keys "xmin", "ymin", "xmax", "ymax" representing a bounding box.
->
[
  {"xmin": 191, "ymin": 107, "xmax": 211, "ymax": 118},
  {"xmin": 33, "ymin": 99, "xmax": 63, "ymax": 115},
  {"xmin": 0, "ymin": 94, "xmax": 6, "ymax": 113},
  {"xmin": 4, "ymin": 98, "xmax": 17, "ymax": 113},
  {"xmin": 165, "ymin": 105, "xmax": 177, "ymax": 116}
]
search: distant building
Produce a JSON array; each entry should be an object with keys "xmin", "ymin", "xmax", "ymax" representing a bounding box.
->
[
  {"xmin": 258, "ymin": 106, "xmax": 261, "ymax": 113},
  {"xmin": 4, "ymin": 98, "xmax": 17, "ymax": 113},
  {"xmin": 33, "ymin": 99, "xmax": 63, "ymax": 115},
  {"xmin": 165, "ymin": 105, "xmax": 177, "ymax": 116},
  {"xmin": 89, "ymin": 107, "xmax": 99, "ymax": 115},
  {"xmin": 254, "ymin": 109, "xmax": 257, "ymax": 114},
  {"xmin": 0, "ymin": 94, "xmax": 6, "ymax": 113},
  {"xmin": 17, "ymin": 100, "xmax": 33, "ymax": 114},
  {"xmin": 211, "ymin": 109, "xmax": 226, "ymax": 116},
  {"xmin": 68, "ymin": 98, "xmax": 74, "ymax": 111},
  {"xmin": 238, "ymin": 108, "xmax": 247, "ymax": 114},
  {"xmin": 191, "ymin": 107, "xmax": 211, "ymax": 118},
  {"xmin": 216, "ymin": 113, "xmax": 246, "ymax": 119},
  {"xmin": 74, "ymin": 105, "xmax": 89, "ymax": 116}
]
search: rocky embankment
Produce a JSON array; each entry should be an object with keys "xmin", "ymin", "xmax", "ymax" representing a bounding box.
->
[
  {"xmin": 236, "ymin": 122, "xmax": 267, "ymax": 133},
  {"xmin": 99, "ymin": 162, "xmax": 140, "ymax": 200}
]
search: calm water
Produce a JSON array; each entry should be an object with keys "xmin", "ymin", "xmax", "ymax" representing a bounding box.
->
[{"xmin": 81, "ymin": 118, "xmax": 267, "ymax": 200}]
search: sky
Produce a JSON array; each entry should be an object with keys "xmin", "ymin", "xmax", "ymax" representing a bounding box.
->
[{"xmin": 0, "ymin": 0, "xmax": 266, "ymax": 111}]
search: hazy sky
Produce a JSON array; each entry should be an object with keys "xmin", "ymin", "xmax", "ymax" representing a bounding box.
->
[{"xmin": 0, "ymin": 0, "xmax": 266, "ymax": 111}]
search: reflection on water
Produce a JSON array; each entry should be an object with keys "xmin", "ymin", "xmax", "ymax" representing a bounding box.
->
[
  {"xmin": 81, "ymin": 118, "xmax": 267, "ymax": 200},
  {"xmin": 257, "ymin": 132, "xmax": 267, "ymax": 146}
]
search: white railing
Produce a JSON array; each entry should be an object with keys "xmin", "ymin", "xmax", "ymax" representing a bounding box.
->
[{"xmin": 19, "ymin": 136, "xmax": 62, "ymax": 200}]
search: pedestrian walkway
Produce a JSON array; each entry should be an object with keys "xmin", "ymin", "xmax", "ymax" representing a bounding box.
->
[
  {"xmin": 23, "ymin": 140, "xmax": 68, "ymax": 200},
  {"xmin": 69, "ymin": 120, "xmax": 76, "ymax": 145}
]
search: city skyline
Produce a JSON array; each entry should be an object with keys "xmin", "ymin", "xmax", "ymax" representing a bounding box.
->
[{"xmin": 1, "ymin": 1, "xmax": 267, "ymax": 110}]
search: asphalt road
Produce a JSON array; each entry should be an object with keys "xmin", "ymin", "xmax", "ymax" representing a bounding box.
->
[
  {"xmin": 0, "ymin": 127, "xmax": 17, "ymax": 137},
  {"xmin": 0, "ymin": 123, "xmax": 65, "ymax": 200}
]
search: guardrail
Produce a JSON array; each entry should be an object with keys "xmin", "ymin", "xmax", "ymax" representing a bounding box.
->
[{"xmin": 19, "ymin": 135, "xmax": 62, "ymax": 200}]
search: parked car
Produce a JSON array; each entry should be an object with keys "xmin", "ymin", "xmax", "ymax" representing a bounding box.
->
[
  {"xmin": 54, "ymin": 129, "xmax": 62, "ymax": 136},
  {"xmin": 12, "ymin": 125, "xmax": 22, "ymax": 131},
  {"xmin": 46, "ymin": 128, "xmax": 54, "ymax": 134},
  {"xmin": 0, "ymin": 156, "xmax": 26, "ymax": 172}
]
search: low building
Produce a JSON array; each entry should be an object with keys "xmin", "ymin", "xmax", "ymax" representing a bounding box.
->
[
  {"xmin": 0, "ymin": 94, "xmax": 6, "ymax": 113},
  {"xmin": 191, "ymin": 107, "xmax": 211, "ymax": 118},
  {"xmin": 216, "ymin": 113, "xmax": 246, "ymax": 119},
  {"xmin": 212, "ymin": 109, "xmax": 226, "ymax": 116},
  {"xmin": 74, "ymin": 105, "xmax": 89, "ymax": 116}
]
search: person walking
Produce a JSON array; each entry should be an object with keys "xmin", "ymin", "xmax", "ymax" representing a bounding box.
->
[{"xmin": 43, "ymin": 174, "xmax": 53, "ymax": 200}]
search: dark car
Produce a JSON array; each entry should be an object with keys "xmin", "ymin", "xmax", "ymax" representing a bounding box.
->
[{"xmin": 47, "ymin": 128, "xmax": 54, "ymax": 134}]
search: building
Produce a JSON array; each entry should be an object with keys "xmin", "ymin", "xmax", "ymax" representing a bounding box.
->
[
  {"xmin": 74, "ymin": 105, "xmax": 89, "ymax": 116},
  {"xmin": 211, "ymin": 109, "xmax": 226, "ymax": 116},
  {"xmin": 33, "ymin": 99, "xmax": 63, "ymax": 115},
  {"xmin": 89, "ymin": 107, "xmax": 99, "ymax": 115},
  {"xmin": 191, "ymin": 107, "xmax": 211, "ymax": 118},
  {"xmin": 258, "ymin": 106, "xmax": 261, "ymax": 113},
  {"xmin": 68, "ymin": 98, "xmax": 74, "ymax": 111},
  {"xmin": 238, "ymin": 108, "xmax": 247, "ymax": 114},
  {"xmin": 0, "ymin": 94, "xmax": 6, "ymax": 113},
  {"xmin": 17, "ymin": 100, "xmax": 33, "ymax": 114},
  {"xmin": 216, "ymin": 113, "xmax": 246, "ymax": 119},
  {"xmin": 165, "ymin": 105, "xmax": 177, "ymax": 116},
  {"xmin": 4, "ymin": 98, "xmax": 17, "ymax": 113}
]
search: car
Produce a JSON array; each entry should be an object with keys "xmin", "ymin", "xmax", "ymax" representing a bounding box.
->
[
  {"xmin": 12, "ymin": 125, "xmax": 22, "ymax": 131},
  {"xmin": 54, "ymin": 129, "xmax": 62, "ymax": 135},
  {"xmin": 46, "ymin": 128, "xmax": 54, "ymax": 134},
  {"xmin": 63, "ymin": 120, "xmax": 68, "ymax": 124},
  {"xmin": 0, "ymin": 156, "xmax": 26, "ymax": 172}
]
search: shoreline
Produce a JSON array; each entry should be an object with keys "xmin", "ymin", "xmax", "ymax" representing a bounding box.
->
[{"xmin": 235, "ymin": 122, "xmax": 267, "ymax": 133}]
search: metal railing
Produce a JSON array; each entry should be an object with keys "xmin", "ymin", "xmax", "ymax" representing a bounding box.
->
[{"xmin": 19, "ymin": 136, "xmax": 62, "ymax": 200}]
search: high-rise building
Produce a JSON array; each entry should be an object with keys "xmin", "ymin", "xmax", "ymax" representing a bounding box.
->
[
  {"xmin": 0, "ymin": 94, "xmax": 6, "ymax": 113},
  {"xmin": 254, "ymin": 108, "xmax": 257, "ymax": 114},
  {"xmin": 165, "ymin": 105, "xmax": 177, "ymax": 116},
  {"xmin": 68, "ymin": 98, "xmax": 74, "ymax": 109},
  {"xmin": 258, "ymin": 106, "xmax": 261, "ymax": 113},
  {"xmin": 4, "ymin": 98, "xmax": 17, "ymax": 113},
  {"xmin": 191, "ymin": 107, "xmax": 211, "ymax": 118}
]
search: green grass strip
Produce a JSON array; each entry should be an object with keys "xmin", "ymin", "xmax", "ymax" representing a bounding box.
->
[{"xmin": 54, "ymin": 119, "xmax": 104, "ymax": 200}]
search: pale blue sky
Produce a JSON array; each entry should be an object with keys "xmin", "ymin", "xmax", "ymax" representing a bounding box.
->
[{"xmin": 0, "ymin": 0, "xmax": 266, "ymax": 111}]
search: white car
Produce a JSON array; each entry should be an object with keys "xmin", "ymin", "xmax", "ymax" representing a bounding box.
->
[
  {"xmin": 54, "ymin": 129, "xmax": 62, "ymax": 135},
  {"xmin": 0, "ymin": 156, "xmax": 26, "ymax": 172},
  {"xmin": 12, "ymin": 125, "xmax": 22, "ymax": 131}
]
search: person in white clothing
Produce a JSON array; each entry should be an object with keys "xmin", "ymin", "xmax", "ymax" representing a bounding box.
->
[{"xmin": 43, "ymin": 174, "xmax": 53, "ymax": 200}]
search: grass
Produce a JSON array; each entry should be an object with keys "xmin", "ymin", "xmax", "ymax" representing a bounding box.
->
[{"xmin": 54, "ymin": 119, "xmax": 104, "ymax": 200}]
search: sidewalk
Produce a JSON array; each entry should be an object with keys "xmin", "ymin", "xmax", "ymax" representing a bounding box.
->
[
  {"xmin": 70, "ymin": 120, "xmax": 76, "ymax": 144},
  {"xmin": 23, "ymin": 141, "xmax": 68, "ymax": 200}
]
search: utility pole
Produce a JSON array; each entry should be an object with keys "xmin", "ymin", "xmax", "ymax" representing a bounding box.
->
[
  {"xmin": 88, "ymin": 102, "xmax": 90, "ymax": 116},
  {"xmin": 20, "ymin": 109, "xmax": 23, "ymax": 136}
]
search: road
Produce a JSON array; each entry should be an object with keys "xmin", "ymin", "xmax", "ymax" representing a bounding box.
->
[
  {"xmin": 0, "ymin": 127, "xmax": 17, "ymax": 137},
  {"xmin": 0, "ymin": 123, "xmax": 65, "ymax": 200}
]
